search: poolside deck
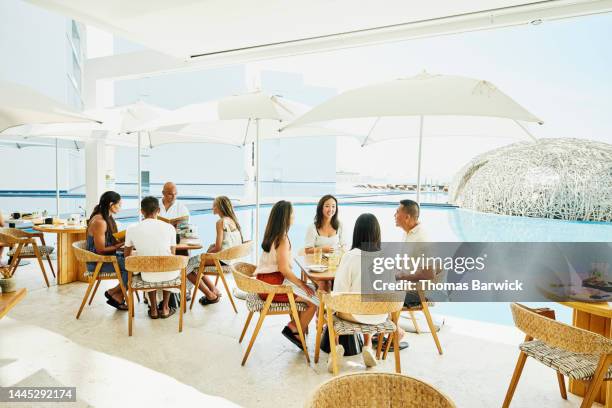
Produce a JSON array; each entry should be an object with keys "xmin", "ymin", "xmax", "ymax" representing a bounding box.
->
[{"xmin": 0, "ymin": 263, "xmax": 592, "ymax": 407}]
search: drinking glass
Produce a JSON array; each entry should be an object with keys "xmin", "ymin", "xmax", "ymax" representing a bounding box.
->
[{"xmin": 313, "ymin": 247, "xmax": 323, "ymax": 264}]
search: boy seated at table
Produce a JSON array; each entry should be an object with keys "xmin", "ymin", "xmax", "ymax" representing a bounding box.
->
[{"xmin": 124, "ymin": 196, "xmax": 180, "ymax": 319}]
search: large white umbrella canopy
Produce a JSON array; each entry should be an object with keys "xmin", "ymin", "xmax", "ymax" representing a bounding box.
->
[
  {"xmin": 0, "ymin": 80, "xmax": 97, "ymax": 133},
  {"xmin": 138, "ymin": 91, "xmax": 353, "ymax": 253},
  {"xmin": 283, "ymin": 72, "xmax": 543, "ymax": 202}
]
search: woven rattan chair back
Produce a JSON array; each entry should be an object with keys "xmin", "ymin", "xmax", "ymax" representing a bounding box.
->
[
  {"xmin": 231, "ymin": 262, "xmax": 292, "ymax": 295},
  {"xmin": 323, "ymin": 293, "xmax": 404, "ymax": 315},
  {"xmin": 72, "ymin": 240, "xmax": 116, "ymax": 263},
  {"xmin": 125, "ymin": 255, "xmax": 188, "ymax": 273},
  {"xmin": 511, "ymin": 303, "xmax": 612, "ymax": 355},
  {"xmin": 204, "ymin": 240, "xmax": 254, "ymax": 262},
  {"xmin": 0, "ymin": 228, "xmax": 24, "ymax": 245},
  {"xmin": 305, "ymin": 372, "xmax": 456, "ymax": 408}
]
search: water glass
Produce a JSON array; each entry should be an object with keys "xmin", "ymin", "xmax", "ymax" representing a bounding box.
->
[{"xmin": 313, "ymin": 247, "xmax": 323, "ymax": 264}]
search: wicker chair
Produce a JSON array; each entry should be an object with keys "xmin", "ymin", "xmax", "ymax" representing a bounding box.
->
[
  {"xmin": 503, "ymin": 303, "xmax": 612, "ymax": 408},
  {"xmin": 0, "ymin": 227, "xmax": 55, "ymax": 287},
  {"xmin": 189, "ymin": 241, "xmax": 254, "ymax": 313},
  {"xmin": 125, "ymin": 255, "xmax": 189, "ymax": 336},
  {"xmin": 72, "ymin": 240, "xmax": 127, "ymax": 319},
  {"xmin": 305, "ymin": 372, "xmax": 456, "ymax": 408},
  {"xmin": 231, "ymin": 261, "xmax": 309, "ymax": 366},
  {"xmin": 381, "ymin": 288, "xmax": 443, "ymax": 358},
  {"xmin": 315, "ymin": 293, "xmax": 404, "ymax": 375}
]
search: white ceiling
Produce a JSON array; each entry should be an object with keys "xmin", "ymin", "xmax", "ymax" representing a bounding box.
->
[{"xmin": 27, "ymin": 0, "xmax": 568, "ymax": 59}]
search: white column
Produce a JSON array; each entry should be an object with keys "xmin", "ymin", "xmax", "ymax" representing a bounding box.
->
[{"xmin": 85, "ymin": 139, "xmax": 107, "ymax": 215}]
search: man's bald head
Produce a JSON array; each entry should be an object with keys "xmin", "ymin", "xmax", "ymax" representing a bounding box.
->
[{"xmin": 162, "ymin": 182, "xmax": 178, "ymax": 205}]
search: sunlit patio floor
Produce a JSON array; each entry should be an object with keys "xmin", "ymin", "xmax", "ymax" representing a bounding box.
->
[{"xmin": 0, "ymin": 263, "xmax": 594, "ymax": 407}]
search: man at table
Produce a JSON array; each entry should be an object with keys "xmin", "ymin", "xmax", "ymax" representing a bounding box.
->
[
  {"xmin": 124, "ymin": 196, "xmax": 179, "ymax": 319},
  {"xmin": 160, "ymin": 182, "xmax": 190, "ymax": 227}
]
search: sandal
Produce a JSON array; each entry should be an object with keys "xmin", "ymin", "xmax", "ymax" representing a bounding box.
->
[
  {"xmin": 148, "ymin": 307, "xmax": 159, "ymax": 319},
  {"xmin": 199, "ymin": 295, "xmax": 220, "ymax": 306},
  {"xmin": 281, "ymin": 326, "xmax": 304, "ymax": 350},
  {"xmin": 105, "ymin": 294, "xmax": 128, "ymax": 311},
  {"xmin": 160, "ymin": 308, "xmax": 176, "ymax": 319}
]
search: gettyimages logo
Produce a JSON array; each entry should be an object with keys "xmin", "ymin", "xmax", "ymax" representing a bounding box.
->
[{"xmin": 372, "ymin": 253, "xmax": 487, "ymax": 275}]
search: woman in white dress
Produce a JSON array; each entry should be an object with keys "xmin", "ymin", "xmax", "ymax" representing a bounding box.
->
[
  {"xmin": 188, "ymin": 196, "xmax": 243, "ymax": 306},
  {"xmin": 304, "ymin": 195, "xmax": 345, "ymax": 254}
]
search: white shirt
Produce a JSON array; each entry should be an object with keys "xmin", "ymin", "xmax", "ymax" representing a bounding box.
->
[
  {"xmin": 304, "ymin": 222, "xmax": 345, "ymax": 249},
  {"xmin": 125, "ymin": 218, "xmax": 179, "ymax": 283},
  {"xmin": 332, "ymin": 248, "xmax": 388, "ymax": 325},
  {"xmin": 403, "ymin": 223, "xmax": 429, "ymax": 243},
  {"xmin": 159, "ymin": 200, "xmax": 190, "ymax": 220}
]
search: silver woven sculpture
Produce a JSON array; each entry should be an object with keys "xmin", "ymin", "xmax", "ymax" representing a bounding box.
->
[{"xmin": 449, "ymin": 138, "xmax": 612, "ymax": 222}]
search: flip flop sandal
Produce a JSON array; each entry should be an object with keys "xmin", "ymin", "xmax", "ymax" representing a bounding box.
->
[
  {"xmin": 199, "ymin": 295, "xmax": 220, "ymax": 306},
  {"xmin": 148, "ymin": 308, "xmax": 159, "ymax": 319},
  {"xmin": 160, "ymin": 308, "xmax": 176, "ymax": 319},
  {"xmin": 281, "ymin": 326, "xmax": 304, "ymax": 350},
  {"xmin": 106, "ymin": 298, "xmax": 128, "ymax": 311}
]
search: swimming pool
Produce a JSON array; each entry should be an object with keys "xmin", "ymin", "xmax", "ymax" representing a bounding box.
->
[{"xmin": 126, "ymin": 202, "xmax": 610, "ymax": 326}]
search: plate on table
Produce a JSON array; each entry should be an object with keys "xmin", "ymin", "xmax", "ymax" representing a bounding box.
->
[{"xmin": 308, "ymin": 264, "xmax": 328, "ymax": 273}]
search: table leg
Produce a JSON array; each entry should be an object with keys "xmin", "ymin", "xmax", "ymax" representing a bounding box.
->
[{"xmin": 56, "ymin": 233, "xmax": 87, "ymax": 284}]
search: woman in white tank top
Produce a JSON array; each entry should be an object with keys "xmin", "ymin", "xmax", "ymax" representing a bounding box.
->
[{"xmin": 187, "ymin": 196, "xmax": 243, "ymax": 306}]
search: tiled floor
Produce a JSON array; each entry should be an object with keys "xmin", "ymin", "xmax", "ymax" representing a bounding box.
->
[{"xmin": 0, "ymin": 262, "xmax": 593, "ymax": 407}]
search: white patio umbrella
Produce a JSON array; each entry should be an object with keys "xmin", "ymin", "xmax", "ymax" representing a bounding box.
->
[
  {"xmin": 0, "ymin": 80, "xmax": 97, "ymax": 133},
  {"xmin": 282, "ymin": 72, "xmax": 543, "ymax": 202},
  {"xmin": 137, "ymin": 91, "xmax": 353, "ymax": 253}
]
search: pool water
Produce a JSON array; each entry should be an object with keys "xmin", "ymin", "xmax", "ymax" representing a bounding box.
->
[{"xmin": 121, "ymin": 202, "xmax": 612, "ymax": 326}]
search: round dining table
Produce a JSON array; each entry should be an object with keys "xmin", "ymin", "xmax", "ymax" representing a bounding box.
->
[{"xmin": 33, "ymin": 224, "xmax": 87, "ymax": 284}]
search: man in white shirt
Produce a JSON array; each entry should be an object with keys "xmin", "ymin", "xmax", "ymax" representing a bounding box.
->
[
  {"xmin": 124, "ymin": 196, "xmax": 179, "ymax": 319},
  {"xmin": 159, "ymin": 182, "xmax": 190, "ymax": 227}
]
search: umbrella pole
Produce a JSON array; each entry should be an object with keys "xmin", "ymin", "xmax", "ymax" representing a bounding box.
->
[
  {"xmin": 55, "ymin": 138, "xmax": 60, "ymax": 217},
  {"xmin": 255, "ymin": 118, "xmax": 260, "ymax": 263},
  {"xmin": 416, "ymin": 116, "xmax": 424, "ymax": 204},
  {"xmin": 138, "ymin": 131, "xmax": 142, "ymax": 220}
]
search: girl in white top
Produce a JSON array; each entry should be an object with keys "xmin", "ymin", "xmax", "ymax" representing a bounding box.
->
[
  {"xmin": 187, "ymin": 196, "xmax": 243, "ymax": 306},
  {"xmin": 254, "ymin": 200, "xmax": 318, "ymax": 350},
  {"xmin": 331, "ymin": 213, "xmax": 388, "ymax": 369},
  {"xmin": 304, "ymin": 195, "xmax": 345, "ymax": 254}
]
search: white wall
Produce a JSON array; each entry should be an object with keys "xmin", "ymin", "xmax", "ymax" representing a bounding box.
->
[{"xmin": 0, "ymin": 0, "xmax": 85, "ymax": 192}]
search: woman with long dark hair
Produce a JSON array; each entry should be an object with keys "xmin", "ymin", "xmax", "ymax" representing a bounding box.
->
[
  {"xmin": 304, "ymin": 194, "xmax": 345, "ymax": 254},
  {"xmin": 254, "ymin": 200, "xmax": 318, "ymax": 349},
  {"xmin": 329, "ymin": 213, "xmax": 388, "ymax": 371},
  {"xmin": 87, "ymin": 191, "xmax": 128, "ymax": 311}
]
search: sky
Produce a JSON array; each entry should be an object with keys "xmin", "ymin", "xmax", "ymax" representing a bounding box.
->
[
  {"xmin": 89, "ymin": 12, "xmax": 612, "ymax": 183},
  {"xmin": 246, "ymin": 13, "xmax": 612, "ymax": 181}
]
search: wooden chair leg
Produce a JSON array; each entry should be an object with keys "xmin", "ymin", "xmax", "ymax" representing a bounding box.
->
[
  {"xmin": 190, "ymin": 267, "xmax": 203, "ymax": 310},
  {"xmin": 32, "ymin": 243, "xmax": 50, "ymax": 287},
  {"xmin": 112, "ymin": 261, "xmax": 127, "ymax": 301},
  {"xmin": 392, "ymin": 311, "xmax": 401, "ymax": 373},
  {"xmin": 39, "ymin": 236, "xmax": 56, "ymax": 278},
  {"xmin": 241, "ymin": 294, "xmax": 273, "ymax": 366},
  {"xmin": 383, "ymin": 332, "xmax": 392, "ymax": 360},
  {"xmin": 408, "ymin": 310, "xmax": 420, "ymax": 333},
  {"xmin": 314, "ymin": 300, "xmax": 325, "ymax": 363},
  {"xmin": 239, "ymin": 312, "xmax": 254, "ymax": 343},
  {"xmin": 8, "ymin": 243, "xmax": 23, "ymax": 276},
  {"xmin": 76, "ymin": 265, "xmax": 101, "ymax": 319},
  {"xmin": 581, "ymin": 355, "xmax": 612, "ymax": 408},
  {"xmin": 179, "ymin": 269, "xmax": 186, "ymax": 333},
  {"xmin": 555, "ymin": 373, "xmax": 567, "ymax": 400},
  {"xmin": 128, "ymin": 288, "xmax": 134, "ymax": 336},
  {"xmin": 421, "ymin": 303, "xmax": 443, "ymax": 355},
  {"xmin": 326, "ymin": 306, "xmax": 339, "ymax": 375},
  {"xmin": 214, "ymin": 275, "xmax": 219, "ymax": 286},
  {"xmin": 288, "ymin": 293, "xmax": 309, "ymax": 364},
  {"xmin": 89, "ymin": 279, "xmax": 101, "ymax": 305},
  {"xmin": 502, "ymin": 351, "xmax": 528, "ymax": 408},
  {"xmin": 376, "ymin": 333, "xmax": 384, "ymax": 360},
  {"xmin": 218, "ymin": 269, "xmax": 238, "ymax": 313}
]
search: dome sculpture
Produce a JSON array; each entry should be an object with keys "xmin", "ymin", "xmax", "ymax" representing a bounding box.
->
[{"xmin": 449, "ymin": 138, "xmax": 612, "ymax": 222}]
